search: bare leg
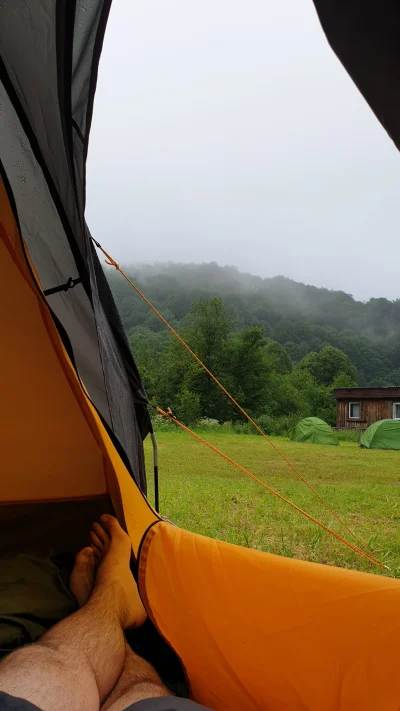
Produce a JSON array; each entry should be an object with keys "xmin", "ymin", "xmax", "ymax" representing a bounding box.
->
[
  {"xmin": 0, "ymin": 515, "xmax": 146, "ymax": 711},
  {"xmin": 101, "ymin": 643, "xmax": 171, "ymax": 711},
  {"xmin": 89, "ymin": 521, "xmax": 171, "ymax": 710}
]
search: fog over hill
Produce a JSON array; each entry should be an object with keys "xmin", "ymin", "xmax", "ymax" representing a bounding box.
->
[{"xmin": 107, "ymin": 261, "xmax": 400, "ymax": 387}]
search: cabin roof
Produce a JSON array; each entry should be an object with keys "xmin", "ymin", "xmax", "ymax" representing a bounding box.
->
[{"xmin": 334, "ymin": 387, "xmax": 400, "ymax": 400}]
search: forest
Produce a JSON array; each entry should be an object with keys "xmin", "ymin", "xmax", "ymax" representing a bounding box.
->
[{"xmin": 108, "ymin": 262, "xmax": 400, "ymax": 432}]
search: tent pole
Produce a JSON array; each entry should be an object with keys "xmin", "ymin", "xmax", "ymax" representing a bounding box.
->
[{"xmin": 150, "ymin": 431, "xmax": 159, "ymax": 513}]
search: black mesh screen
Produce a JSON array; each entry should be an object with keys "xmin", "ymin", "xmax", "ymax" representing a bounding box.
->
[{"xmin": 0, "ymin": 0, "xmax": 149, "ymax": 491}]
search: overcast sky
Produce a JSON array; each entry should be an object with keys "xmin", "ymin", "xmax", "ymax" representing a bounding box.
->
[{"xmin": 86, "ymin": 0, "xmax": 400, "ymax": 302}]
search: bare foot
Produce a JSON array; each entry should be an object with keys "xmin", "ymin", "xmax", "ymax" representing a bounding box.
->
[
  {"xmin": 69, "ymin": 546, "xmax": 96, "ymax": 607},
  {"xmin": 89, "ymin": 514, "xmax": 147, "ymax": 630}
]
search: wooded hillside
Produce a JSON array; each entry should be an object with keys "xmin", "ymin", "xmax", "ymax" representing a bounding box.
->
[{"xmin": 107, "ymin": 262, "xmax": 400, "ymax": 431}]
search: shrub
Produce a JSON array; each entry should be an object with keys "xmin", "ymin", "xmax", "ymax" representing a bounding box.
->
[
  {"xmin": 256, "ymin": 414, "xmax": 299, "ymax": 436},
  {"xmin": 151, "ymin": 413, "xmax": 175, "ymax": 431},
  {"xmin": 254, "ymin": 414, "xmax": 275, "ymax": 435},
  {"xmin": 196, "ymin": 417, "xmax": 220, "ymax": 431}
]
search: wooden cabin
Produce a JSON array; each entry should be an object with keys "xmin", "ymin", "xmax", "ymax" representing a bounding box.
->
[{"xmin": 334, "ymin": 387, "xmax": 400, "ymax": 429}]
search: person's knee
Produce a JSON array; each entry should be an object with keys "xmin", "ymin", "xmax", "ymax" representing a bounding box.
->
[
  {"xmin": 133, "ymin": 681, "xmax": 170, "ymax": 698},
  {"xmin": 0, "ymin": 643, "xmax": 63, "ymax": 677},
  {"xmin": 0, "ymin": 644, "xmax": 66, "ymax": 701},
  {"xmin": 0, "ymin": 642, "xmax": 100, "ymax": 711},
  {"xmin": 0, "ymin": 639, "xmax": 95, "ymax": 691},
  {"xmin": 100, "ymin": 681, "xmax": 171, "ymax": 710}
]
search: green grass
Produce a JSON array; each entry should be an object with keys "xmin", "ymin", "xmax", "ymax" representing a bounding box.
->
[{"xmin": 144, "ymin": 430, "xmax": 400, "ymax": 576}]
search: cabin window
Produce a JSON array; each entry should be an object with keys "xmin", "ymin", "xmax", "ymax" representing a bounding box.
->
[
  {"xmin": 348, "ymin": 402, "xmax": 360, "ymax": 419},
  {"xmin": 393, "ymin": 403, "xmax": 400, "ymax": 420}
]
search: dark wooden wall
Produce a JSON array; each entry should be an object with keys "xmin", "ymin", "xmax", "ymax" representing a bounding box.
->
[{"xmin": 336, "ymin": 399, "xmax": 393, "ymax": 428}]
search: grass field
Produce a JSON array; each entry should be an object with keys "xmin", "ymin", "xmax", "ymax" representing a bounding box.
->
[{"xmin": 144, "ymin": 430, "xmax": 400, "ymax": 577}]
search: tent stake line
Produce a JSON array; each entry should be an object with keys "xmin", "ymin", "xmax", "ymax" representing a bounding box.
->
[
  {"xmin": 94, "ymin": 239, "xmax": 376, "ymax": 560},
  {"xmin": 156, "ymin": 407, "xmax": 384, "ymax": 570}
]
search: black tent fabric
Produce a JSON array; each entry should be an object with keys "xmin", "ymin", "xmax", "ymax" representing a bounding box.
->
[
  {"xmin": 0, "ymin": 1, "xmax": 149, "ymax": 491},
  {"xmin": 313, "ymin": 0, "xmax": 400, "ymax": 151}
]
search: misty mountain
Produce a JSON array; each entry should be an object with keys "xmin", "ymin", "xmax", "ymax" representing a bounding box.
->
[{"xmin": 107, "ymin": 262, "xmax": 400, "ymax": 386}]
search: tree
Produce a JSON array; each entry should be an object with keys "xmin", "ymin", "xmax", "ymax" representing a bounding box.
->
[
  {"xmin": 299, "ymin": 346, "xmax": 357, "ymax": 387},
  {"xmin": 184, "ymin": 298, "xmax": 234, "ymax": 421},
  {"xmin": 111, "ymin": 262, "xmax": 400, "ymax": 388},
  {"xmin": 265, "ymin": 340, "xmax": 292, "ymax": 374},
  {"xmin": 128, "ymin": 326, "xmax": 169, "ymax": 400},
  {"xmin": 331, "ymin": 373, "xmax": 357, "ymax": 389},
  {"xmin": 174, "ymin": 389, "xmax": 202, "ymax": 426},
  {"xmin": 156, "ymin": 336, "xmax": 200, "ymax": 412},
  {"xmin": 223, "ymin": 327, "xmax": 272, "ymax": 419},
  {"xmin": 185, "ymin": 297, "xmax": 234, "ymax": 368}
]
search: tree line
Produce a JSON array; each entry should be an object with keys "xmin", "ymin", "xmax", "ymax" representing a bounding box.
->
[
  {"xmin": 127, "ymin": 297, "xmax": 356, "ymax": 432},
  {"xmin": 107, "ymin": 262, "xmax": 400, "ymax": 432},
  {"xmin": 108, "ymin": 262, "xmax": 400, "ymax": 390}
]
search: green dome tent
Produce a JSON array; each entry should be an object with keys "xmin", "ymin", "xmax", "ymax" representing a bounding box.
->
[
  {"xmin": 289, "ymin": 417, "xmax": 339, "ymax": 446},
  {"xmin": 360, "ymin": 420, "xmax": 400, "ymax": 450}
]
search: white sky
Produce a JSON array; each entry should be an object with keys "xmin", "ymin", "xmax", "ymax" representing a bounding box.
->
[{"xmin": 86, "ymin": 0, "xmax": 400, "ymax": 301}]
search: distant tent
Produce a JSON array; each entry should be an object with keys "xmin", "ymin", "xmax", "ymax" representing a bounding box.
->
[
  {"xmin": 289, "ymin": 417, "xmax": 339, "ymax": 446},
  {"xmin": 360, "ymin": 420, "xmax": 400, "ymax": 450}
]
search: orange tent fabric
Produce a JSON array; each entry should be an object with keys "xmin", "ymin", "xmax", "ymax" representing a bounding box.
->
[
  {"xmin": 139, "ymin": 521, "xmax": 400, "ymax": 711},
  {"xmin": 0, "ymin": 178, "xmax": 104, "ymax": 502},
  {"xmin": 0, "ymin": 176, "xmax": 157, "ymax": 551}
]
